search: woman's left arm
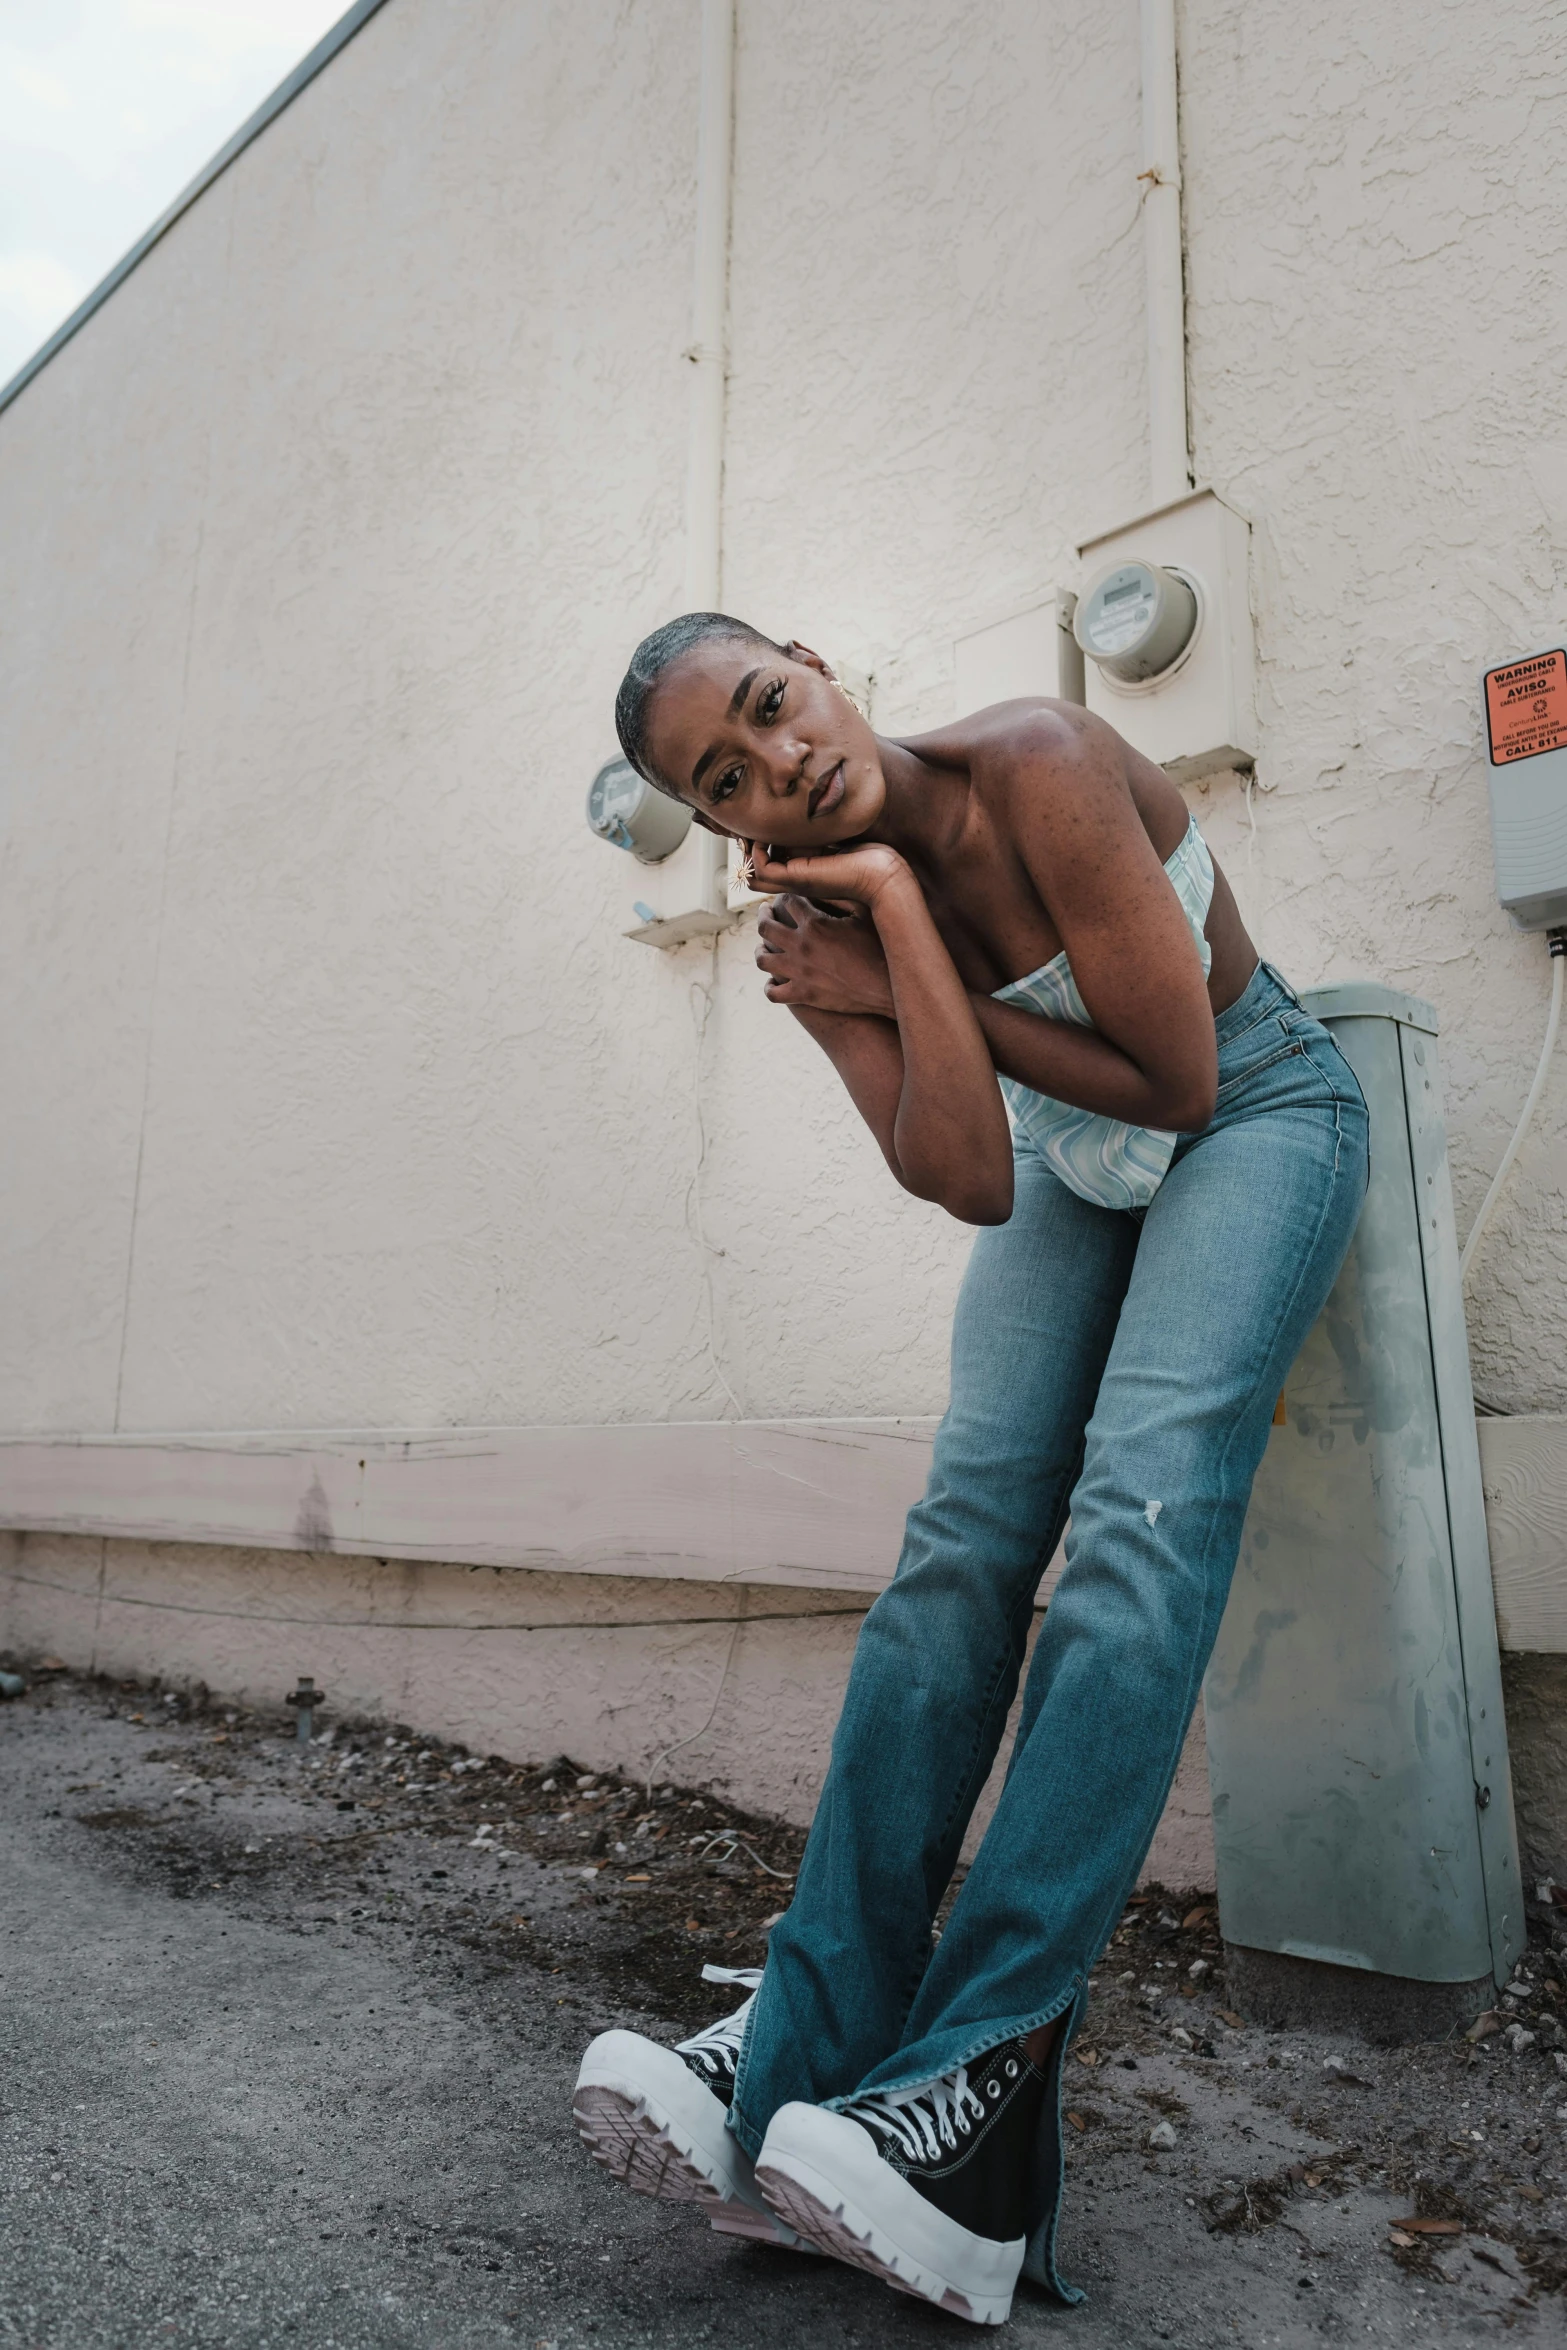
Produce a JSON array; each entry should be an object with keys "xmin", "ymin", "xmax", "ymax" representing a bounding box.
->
[{"xmin": 975, "ymin": 709, "xmax": 1219, "ymax": 1131}]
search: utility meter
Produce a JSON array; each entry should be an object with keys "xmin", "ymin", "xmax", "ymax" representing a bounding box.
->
[
  {"xmin": 1073, "ymin": 559, "xmax": 1198, "ymax": 685},
  {"xmin": 585, "ymin": 756, "xmax": 692, "ymax": 863},
  {"xmin": 1074, "ymin": 492, "xmax": 1256, "ymax": 783}
]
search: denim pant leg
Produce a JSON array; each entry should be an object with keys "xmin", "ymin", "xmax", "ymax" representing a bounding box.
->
[
  {"xmin": 839, "ymin": 984, "xmax": 1368, "ymax": 2296},
  {"xmin": 727, "ymin": 1154, "xmax": 1137, "ymax": 2160}
]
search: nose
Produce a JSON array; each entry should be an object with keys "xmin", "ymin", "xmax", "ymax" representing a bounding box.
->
[{"xmin": 760, "ymin": 737, "xmax": 809, "ymax": 799}]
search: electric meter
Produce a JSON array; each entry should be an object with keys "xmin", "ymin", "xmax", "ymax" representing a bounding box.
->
[
  {"xmin": 585, "ymin": 756, "xmax": 693, "ymax": 863},
  {"xmin": 1073, "ymin": 559, "xmax": 1198, "ymax": 685}
]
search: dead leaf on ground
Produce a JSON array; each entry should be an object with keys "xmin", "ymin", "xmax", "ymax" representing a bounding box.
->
[{"xmin": 1394, "ymin": 2217, "xmax": 1463, "ymax": 2237}]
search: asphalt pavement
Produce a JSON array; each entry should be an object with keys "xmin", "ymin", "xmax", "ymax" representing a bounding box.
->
[{"xmin": 3, "ymin": 1669, "xmax": 1565, "ymax": 2349}]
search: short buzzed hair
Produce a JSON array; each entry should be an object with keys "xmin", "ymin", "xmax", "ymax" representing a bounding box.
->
[{"xmin": 614, "ymin": 612, "xmax": 783, "ymax": 798}]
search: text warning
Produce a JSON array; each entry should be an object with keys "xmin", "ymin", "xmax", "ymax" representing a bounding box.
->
[{"xmin": 1485, "ymin": 648, "xmax": 1567, "ymax": 765}]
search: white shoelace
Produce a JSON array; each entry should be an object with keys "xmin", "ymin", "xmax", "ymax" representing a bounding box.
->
[
  {"xmin": 847, "ymin": 2065, "xmax": 987, "ymax": 2164},
  {"xmin": 673, "ymin": 1964, "xmax": 765, "ymax": 2079}
]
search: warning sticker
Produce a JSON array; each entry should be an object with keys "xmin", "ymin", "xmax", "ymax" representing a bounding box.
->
[{"xmin": 1485, "ymin": 648, "xmax": 1567, "ymax": 765}]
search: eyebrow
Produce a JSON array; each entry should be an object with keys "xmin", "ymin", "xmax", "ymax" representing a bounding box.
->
[{"xmin": 690, "ymin": 667, "xmax": 761, "ymax": 790}]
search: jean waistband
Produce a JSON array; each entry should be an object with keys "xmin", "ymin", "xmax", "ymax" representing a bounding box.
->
[{"xmin": 1213, "ymin": 959, "xmax": 1301, "ymax": 1045}]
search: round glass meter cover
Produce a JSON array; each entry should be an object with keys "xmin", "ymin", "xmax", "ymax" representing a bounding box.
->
[
  {"xmin": 1082, "ymin": 564, "xmax": 1160, "ymax": 657},
  {"xmin": 588, "ymin": 757, "xmax": 644, "ymax": 835}
]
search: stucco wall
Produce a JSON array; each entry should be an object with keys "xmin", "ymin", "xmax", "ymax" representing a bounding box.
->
[
  {"xmin": 1, "ymin": 7, "xmax": 1564, "ymax": 1456},
  {"xmin": 0, "ymin": 1528, "xmax": 1218, "ymax": 1888}
]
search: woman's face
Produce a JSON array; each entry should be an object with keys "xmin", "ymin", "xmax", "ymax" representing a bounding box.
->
[{"xmin": 641, "ymin": 639, "xmax": 886, "ymax": 850}]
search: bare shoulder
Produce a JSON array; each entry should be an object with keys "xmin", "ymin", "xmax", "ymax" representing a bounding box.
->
[
  {"xmin": 895, "ymin": 695, "xmax": 1091, "ymax": 776},
  {"xmin": 898, "ymin": 697, "xmax": 1181, "ymax": 851}
]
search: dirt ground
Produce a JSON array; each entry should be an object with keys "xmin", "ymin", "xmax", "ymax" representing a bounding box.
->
[{"xmin": 3, "ymin": 1663, "xmax": 1567, "ymax": 2348}]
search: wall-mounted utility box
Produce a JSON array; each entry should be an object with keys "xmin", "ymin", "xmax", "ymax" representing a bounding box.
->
[
  {"xmin": 1205, "ymin": 984, "xmax": 1522, "ymax": 2033},
  {"xmin": 876, "ymin": 595, "xmax": 1083, "ymax": 736},
  {"xmin": 1077, "ymin": 488, "xmax": 1255, "ymax": 784},
  {"xmin": 954, "ymin": 594, "xmax": 1085, "ymax": 712},
  {"xmin": 1481, "ymin": 647, "xmax": 1567, "ymax": 932}
]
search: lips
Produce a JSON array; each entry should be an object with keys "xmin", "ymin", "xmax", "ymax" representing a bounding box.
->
[{"xmin": 807, "ymin": 761, "xmax": 846, "ymax": 819}]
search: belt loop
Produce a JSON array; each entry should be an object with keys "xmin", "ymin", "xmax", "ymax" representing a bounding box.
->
[{"xmin": 1262, "ymin": 959, "xmax": 1303, "ymax": 1008}]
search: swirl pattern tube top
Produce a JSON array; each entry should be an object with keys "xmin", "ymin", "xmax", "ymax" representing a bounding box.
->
[{"xmin": 991, "ymin": 815, "xmax": 1215, "ymax": 1212}]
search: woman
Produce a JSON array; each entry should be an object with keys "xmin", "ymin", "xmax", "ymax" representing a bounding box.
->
[{"xmin": 573, "ymin": 612, "xmax": 1367, "ymax": 2326}]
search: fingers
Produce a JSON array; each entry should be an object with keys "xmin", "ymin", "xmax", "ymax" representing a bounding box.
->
[{"xmin": 746, "ymin": 854, "xmax": 794, "ymax": 894}]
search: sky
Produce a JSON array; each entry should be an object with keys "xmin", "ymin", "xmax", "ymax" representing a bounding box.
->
[{"xmin": 0, "ymin": 0, "xmax": 349, "ymax": 386}]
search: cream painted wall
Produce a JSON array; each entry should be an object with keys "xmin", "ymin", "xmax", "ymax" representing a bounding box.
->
[
  {"xmin": 1, "ymin": 0, "xmax": 1564, "ymax": 1455},
  {"xmin": 0, "ymin": 1528, "xmax": 1218, "ymax": 1889}
]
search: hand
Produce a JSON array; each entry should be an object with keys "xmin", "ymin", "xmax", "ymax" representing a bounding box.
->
[
  {"xmin": 746, "ymin": 838, "xmax": 911, "ymax": 910},
  {"xmin": 755, "ymin": 894, "xmax": 897, "ymax": 1018}
]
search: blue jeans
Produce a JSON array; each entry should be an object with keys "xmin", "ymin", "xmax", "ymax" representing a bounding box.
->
[{"xmin": 728, "ymin": 964, "xmax": 1369, "ymax": 2297}]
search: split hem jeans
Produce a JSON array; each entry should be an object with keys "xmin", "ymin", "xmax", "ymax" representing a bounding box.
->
[{"xmin": 727, "ymin": 963, "xmax": 1369, "ymax": 2299}]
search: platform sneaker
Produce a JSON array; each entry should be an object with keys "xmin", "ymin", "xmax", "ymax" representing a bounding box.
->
[{"xmin": 573, "ymin": 1964, "xmax": 814, "ymax": 2251}]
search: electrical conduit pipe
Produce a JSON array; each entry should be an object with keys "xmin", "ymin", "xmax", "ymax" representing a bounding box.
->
[
  {"xmin": 681, "ymin": 0, "xmax": 736, "ymax": 917},
  {"xmin": 1140, "ymin": 0, "xmax": 1190, "ymax": 507}
]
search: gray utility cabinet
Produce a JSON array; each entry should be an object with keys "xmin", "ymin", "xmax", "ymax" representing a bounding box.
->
[{"xmin": 1204, "ymin": 983, "xmax": 1522, "ymax": 2022}]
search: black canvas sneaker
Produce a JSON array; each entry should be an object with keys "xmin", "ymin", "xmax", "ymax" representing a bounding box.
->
[
  {"xmin": 573, "ymin": 1965, "xmax": 813, "ymax": 2250},
  {"xmin": 754, "ymin": 2038, "xmax": 1047, "ymax": 2324}
]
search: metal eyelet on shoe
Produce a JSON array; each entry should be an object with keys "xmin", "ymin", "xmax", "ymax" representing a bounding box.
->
[
  {"xmin": 1004, "ymin": 2059, "xmax": 1019, "ymax": 2078},
  {"xmin": 987, "ymin": 2078, "xmax": 1001, "ymax": 2098}
]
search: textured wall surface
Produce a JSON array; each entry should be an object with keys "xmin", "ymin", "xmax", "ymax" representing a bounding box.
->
[
  {"xmin": 3, "ymin": 0, "xmax": 1562, "ymax": 1448},
  {"xmin": 0, "ymin": 1528, "xmax": 1214, "ymax": 1885},
  {"xmin": 1177, "ymin": 0, "xmax": 1567, "ymax": 1411},
  {"xmin": 0, "ymin": 11, "xmax": 1563, "ymax": 1572},
  {"xmin": 1501, "ymin": 1654, "xmax": 1567, "ymax": 1883}
]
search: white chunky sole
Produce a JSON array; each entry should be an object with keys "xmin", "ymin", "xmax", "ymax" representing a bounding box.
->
[
  {"xmin": 756, "ymin": 2102, "xmax": 1024, "ymax": 2326},
  {"xmin": 573, "ymin": 2030, "xmax": 814, "ymax": 2253}
]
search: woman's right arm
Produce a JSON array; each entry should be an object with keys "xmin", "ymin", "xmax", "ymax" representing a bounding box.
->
[{"xmin": 753, "ymin": 856, "xmax": 1014, "ymax": 1226}]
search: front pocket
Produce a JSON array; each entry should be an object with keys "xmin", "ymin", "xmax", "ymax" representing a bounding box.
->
[{"xmin": 1215, "ymin": 1038, "xmax": 1306, "ymax": 1099}]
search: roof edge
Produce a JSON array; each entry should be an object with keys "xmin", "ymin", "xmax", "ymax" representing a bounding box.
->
[{"xmin": 0, "ymin": 0, "xmax": 397, "ymax": 420}]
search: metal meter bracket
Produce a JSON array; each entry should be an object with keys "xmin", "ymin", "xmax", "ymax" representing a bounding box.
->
[
  {"xmin": 585, "ymin": 754, "xmax": 730, "ymax": 949},
  {"xmin": 1076, "ymin": 488, "xmax": 1256, "ymax": 785},
  {"xmin": 622, "ymin": 827, "xmax": 731, "ymax": 947}
]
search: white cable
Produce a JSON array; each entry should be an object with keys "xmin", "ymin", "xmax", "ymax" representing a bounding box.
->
[
  {"xmin": 1459, "ymin": 936, "xmax": 1566, "ymax": 1287},
  {"xmin": 645, "ymin": 1612, "xmax": 745, "ymax": 1799}
]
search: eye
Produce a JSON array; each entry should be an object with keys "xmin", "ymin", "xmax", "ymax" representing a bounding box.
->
[
  {"xmin": 711, "ymin": 765, "xmax": 742, "ymax": 804},
  {"xmin": 757, "ymin": 678, "xmax": 785, "ymax": 723}
]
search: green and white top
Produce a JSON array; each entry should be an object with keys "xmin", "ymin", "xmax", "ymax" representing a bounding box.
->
[{"xmin": 991, "ymin": 815, "xmax": 1215, "ymax": 1212}]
